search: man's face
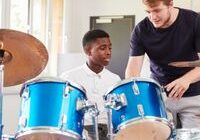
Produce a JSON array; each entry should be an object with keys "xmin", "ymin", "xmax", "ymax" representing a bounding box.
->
[
  {"xmin": 144, "ymin": 1, "xmax": 173, "ymax": 28},
  {"xmin": 86, "ymin": 37, "xmax": 112, "ymax": 67}
]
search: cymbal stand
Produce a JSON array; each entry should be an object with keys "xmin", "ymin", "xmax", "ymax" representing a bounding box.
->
[
  {"xmin": 86, "ymin": 102, "xmax": 99, "ymax": 140},
  {"xmin": 0, "ymin": 41, "xmax": 12, "ymax": 139},
  {"xmin": 0, "ymin": 64, "xmax": 3, "ymax": 139},
  {"xmin": 76, "ymin": 100, "xmax": 100, "ymax": 140},
  {"xmin": 107, "ymin": 109, "xmax": 114, "ymax": 140}
]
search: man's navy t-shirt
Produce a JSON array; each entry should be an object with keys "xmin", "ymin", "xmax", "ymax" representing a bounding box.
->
[{"xmin": 129, "ymin": 8, "xmax": 200, "ymax": 97}]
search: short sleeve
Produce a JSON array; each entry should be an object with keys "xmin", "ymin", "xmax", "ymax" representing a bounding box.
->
[
  {"xmin": 194, "ymin": 14, "xmax": 200, "ymax": 53},
  {"xmin": 129, "ymin": 25, "xmax": 145, "ymax": 56}
]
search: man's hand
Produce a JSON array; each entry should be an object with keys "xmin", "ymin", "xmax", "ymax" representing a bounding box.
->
[{"xmin": 165, "ymin": 77, "xmax": 190, "ymax": 100}]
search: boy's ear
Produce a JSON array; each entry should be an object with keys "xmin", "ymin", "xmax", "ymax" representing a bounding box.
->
[{"xmin": 84, "ymin": 46, "xmax": 91, "ymax": 56}]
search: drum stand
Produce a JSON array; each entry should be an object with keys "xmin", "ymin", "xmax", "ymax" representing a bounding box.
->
[
  {"xmin": 0, "ymin": 64, "xmax": 4, "ymax": 139},
  {"xmin": 104, "ymin": 93, "xmax": 127, "ymax": 140},
  {"xmin": 0, "ymin": 42, "xmax": 13, "ymax": 139},
  {"xmin": 85, "ymin": 102, "xmax": 100, "ymax": 140},
  {"xmin": 107, "ymin": 109, "xmax": 114, "ymax": 140}
]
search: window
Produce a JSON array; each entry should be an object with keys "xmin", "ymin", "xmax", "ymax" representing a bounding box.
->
[{"xmin": 1, "ymin": 0, "xmax": 64, "ymax": 76}]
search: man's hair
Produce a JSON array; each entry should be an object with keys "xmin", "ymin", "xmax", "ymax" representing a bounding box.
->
[
  {"xmin": 142, "ymin": 0, "xmax": 171, "ymax": 6},
  {"xmin": 82, "ymin": 29, "xmax": 109, "ymax": 47}
]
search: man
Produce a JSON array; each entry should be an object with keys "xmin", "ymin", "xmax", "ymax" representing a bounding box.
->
[
  {"xmin": 60, "ymin": 29, "xmax": 121, "ymax": 140},
  {"xmin": 125, "ymin": 0, "xmax": 200, "ymax": 128}
]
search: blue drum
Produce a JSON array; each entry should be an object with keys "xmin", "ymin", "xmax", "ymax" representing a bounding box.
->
[
  {"xmin": 104, "ymin": 77, "xmax": 173, "ymax": 140},
  {"xmin": 16, "ymin": 77, "xmax": 87, "ymax": 140},
  {"xmin": 2, "ymin": 135, "xmax": 16, "ymax": 140}
]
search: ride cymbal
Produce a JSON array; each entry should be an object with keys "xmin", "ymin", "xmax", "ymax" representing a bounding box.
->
[
  {"xmin": 0, "ymin": 29, "xmax": 48, "ymax": 87},
  {"xmin": 169, "ymin": 60, "xmax": 200, "ymax": 67}
]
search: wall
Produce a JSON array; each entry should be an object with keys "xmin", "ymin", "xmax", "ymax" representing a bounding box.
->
[
  {"xmin": 66, "ymin": 0, "xmax": 145, "ymax": 53},
  {"xmin": 64, "ymin": 0, "xmax": 200, "ymax": 53}
]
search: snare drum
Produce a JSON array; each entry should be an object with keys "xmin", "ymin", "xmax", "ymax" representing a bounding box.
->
[
  {"xmin": 16, "ymin": 77, "xmax": 87, "ymax": 140},
  {"xmin": 175, "ymin": 129, "xmax": 200, "ymax": 140},
  {"xmin": 2, "ymin": 135, "xmax": 15, "ymax": 140},
  {"xmin": 104, "ymin": 77, "xmax": 173, "ymax": 140}
]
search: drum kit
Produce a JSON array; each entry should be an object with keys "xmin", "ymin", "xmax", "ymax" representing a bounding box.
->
[
  {"xmin": 0, "ymin": 29, "xmax": 99, "ymax": 140},
  {"xmin": 0, "ymin": 28, "xmax": 200, "ymax": 140}
]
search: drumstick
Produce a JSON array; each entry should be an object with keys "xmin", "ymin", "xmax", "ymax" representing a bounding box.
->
[{"xmin": 168, "ymin": 60, "xmax": 200, "ymax": 67}]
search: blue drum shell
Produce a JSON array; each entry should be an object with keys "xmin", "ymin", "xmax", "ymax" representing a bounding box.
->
[{"xmin": 17, "ymin": 79, "xmax": 86, "ymax": 138}]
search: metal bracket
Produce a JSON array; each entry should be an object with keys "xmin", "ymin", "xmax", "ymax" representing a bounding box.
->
[{"xmin": 105, "ymin": 93, "xmax": 127, "ymax": 110}]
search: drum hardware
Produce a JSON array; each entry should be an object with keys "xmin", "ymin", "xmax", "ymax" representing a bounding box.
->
[
  {"xmin": 86, "ymin": 102, "xmax": 99, "ymax": 140},
  {"xmin": 76, "ymin": 99, "xmax": 99, "ymax": 117},
  {"xmin": 86, "ymin": 102, "xmax": 99, "ymax": 117},
  {"xmin": 104, "ymin": 93, "xmax": 127, "ymax": 110},
  {"xmin": 60, "ymin": 115, "xmax": 67, "ymax": 131},
  {"xmin": 137, "ymin": 104, "xmax": 145, "ymax": 117},
  {"xmin": 21, "ymin": 87, "xmax": 29, "ymax": 100},
  {"xmin": 18, "ymin": 86, "xmax": 29, "ymax": 130},
  {"xmin": 2, "ymin": 134, "xmax": 16, "ymax": 140},
  {"xmin": 170, "ymin": 126, "xmax": 177, "ymax": 139},
  {"xmin": 92, "ymin": 116, "xmax": 99, "ymax": 140},
  {"xmin": 76, "ymin": 98, "xmax": 88, "ymax": 112},
  {"xmin": 169, "ymin": 60, "xmax": 200, "ymax": 67},
  {"xmin": 64, "ymin": 83, "xmax": 72, "ymax": 97},
  {"xmin": 18, "ymin": 116, "xmax": 27, "ymax": 129},
  {"xmin": 107, "ymin": 109, "xmax": 115, "ymax": 140},
  {"xmin": 0, "ymin": 64, "xmax": 4, "ymax": 139},
  {"xmin": 0, "ymin": 41, "xmax": 13, "ymax": 139},
  {"xmin": 77, "ymin": 100, "xmax": 100, "ymax": 140},
  {"xmin": 132, "ymin": 81, "xmax": 140, "ymax": 95},
  {"xmin": 160, "ymin": 86, "xmax": 176, "ymax": 135}
]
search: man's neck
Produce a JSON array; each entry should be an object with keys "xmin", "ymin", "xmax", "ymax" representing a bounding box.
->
[{"xmin": 169, "ymin": 7, "xmax": 179, "ymax": 26}]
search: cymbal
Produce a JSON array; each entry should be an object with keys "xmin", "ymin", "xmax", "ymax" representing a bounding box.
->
[
  {"xmin": 169, "ymin": 60, "xmax": 200, "ymax": 67},
  {"xmin": 0, "ymin": 29, "xmax": 48, "ymax": 87}
]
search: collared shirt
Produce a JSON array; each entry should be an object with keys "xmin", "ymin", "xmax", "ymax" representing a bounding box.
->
[{"xmin": 60, "ymin": 63, "xmax": 121, "ymax": 125}]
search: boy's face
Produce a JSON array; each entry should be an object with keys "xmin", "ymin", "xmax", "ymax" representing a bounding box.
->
[
  {"xmin": 144, "ymin": 1, "xmax": 173, "ymax": 28},
  {"xmin": 86, "ymin": 37, "xmax": 112, "ymax": 67}
]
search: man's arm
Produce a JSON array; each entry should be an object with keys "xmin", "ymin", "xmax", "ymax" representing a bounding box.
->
[{"xmin": 125, "ymin": 55, "xmax": 144, "ymax": 78}]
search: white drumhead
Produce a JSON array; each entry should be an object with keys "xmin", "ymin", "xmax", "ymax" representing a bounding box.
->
[{"xmin": 114, "ymin": 120, "xmax": 171, "ymax": 140}]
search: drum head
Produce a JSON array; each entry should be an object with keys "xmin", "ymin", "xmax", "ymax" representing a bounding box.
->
[
  {"xmin": 16, "ymin": 129, "xmax": 80, "ymax": 140},
  {"xmin": 114, "ymin": 120, "xmax": 171, "ymax": 140}
]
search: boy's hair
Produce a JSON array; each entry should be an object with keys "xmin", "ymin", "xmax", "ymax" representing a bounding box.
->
[
  {"xmin": 142, "ymin": 0, "xmax": 171, "ymax": 6},
  {"xmin": 82, "ymin": 29, "xmax": 109, "ymax": 47}
]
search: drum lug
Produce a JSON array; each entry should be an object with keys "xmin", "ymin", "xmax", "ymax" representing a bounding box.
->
[
  {"xmin": 132, "ymin": 81, "xmax": 140, "ymax": 95},
  {"xmin": 86, "ymin": 102, "xmax": 99, "ymax": 117},
  {"xmin": 76, "ymin": 98, "xmax": 87, "ymax": 112},
  {"xmin": 22, "ymin": 87, "xmax": 29, "ymax": 100},
  {"xmin": 105, "ymin": 93, "xmax": 127, "ymax": 110},
  {"xmin": 19, "ymin": 116, "xmax": 27, "ymax": 128},
  {"xmin": 77, "ymin": 100, "xmax": 99, "ymax": 117},
  {"xmin": 64, "ymin": 86, "xmax": 72, "ymax": 97},
  {"xmin": 137, "ymin": 104, "xmax": 145, "ymax": 117},
  {"xmin": 60, "ymin": 114, "xmax": 67, "ymax": 130}
]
